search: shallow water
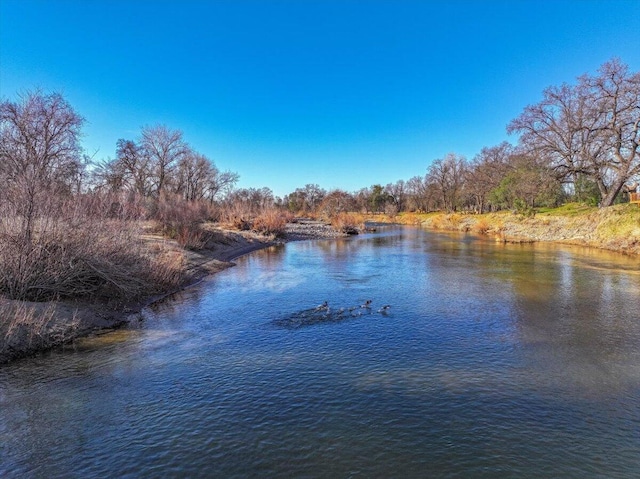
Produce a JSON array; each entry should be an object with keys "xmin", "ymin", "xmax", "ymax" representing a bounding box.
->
[{"xmin": 1, "ymin": 227, "xmax": 640, "ymax": 478}]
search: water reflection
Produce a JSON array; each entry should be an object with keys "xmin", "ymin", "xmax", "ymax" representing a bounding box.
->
[{"xmin": 1, "ymin": 227, "xmax": 640, "ymax": 478}]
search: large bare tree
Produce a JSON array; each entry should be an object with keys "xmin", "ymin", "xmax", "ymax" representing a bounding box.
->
[
  {"xmin": 115, "ymin": 138, "xmax": 151, "ymax": 196},
  {"xmin": 427, "ymin": 153, "xmax": 468, "ymax": 212},
  {"xmin": 508, "ymin": 58, "xmax": 640, "ymax": 207},
  {"xmin": 140, "ymin": 125, "xmax": 188, "ymax": 197},
  {"xmin": 0, "ymin": 91, "xmax": 84, "ymax": 243}
]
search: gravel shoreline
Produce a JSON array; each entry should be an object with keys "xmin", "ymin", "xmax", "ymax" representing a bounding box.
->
[{"xmin": 283, "ymin": 218, "xmax": 350, "ymax": 241}]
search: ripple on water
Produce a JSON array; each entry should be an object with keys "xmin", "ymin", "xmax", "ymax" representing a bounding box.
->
[{"xmin": 1, "ymin": 229, "xmax": 640, "ymax": 478}]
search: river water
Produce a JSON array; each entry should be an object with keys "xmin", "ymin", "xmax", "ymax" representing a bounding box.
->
[{"xmin": 1, "ymin": 227, "xmax": 639, "ymax": 478}]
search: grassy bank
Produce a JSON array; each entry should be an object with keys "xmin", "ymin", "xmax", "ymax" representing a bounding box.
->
[{"xmin": 391, "ymin": 203, "xmax": 640, "ymax": 255}]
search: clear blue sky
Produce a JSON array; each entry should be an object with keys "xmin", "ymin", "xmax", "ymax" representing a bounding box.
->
[{"xmin": 1, "ymin": 0, "xmax": 639, "ymax": 197}]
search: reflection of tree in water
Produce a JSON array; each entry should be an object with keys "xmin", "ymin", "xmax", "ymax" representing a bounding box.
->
[{"xmin": 505, "ymin": 245, "xmax": 640, "ymax": 395}]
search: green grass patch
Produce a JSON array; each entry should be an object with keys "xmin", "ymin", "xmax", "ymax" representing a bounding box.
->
[{"xmin": 536, "ymin": 202, "xmax": 597, "ymax": 216}]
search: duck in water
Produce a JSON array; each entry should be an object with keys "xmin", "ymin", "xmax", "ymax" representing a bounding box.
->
[
  {"xmin": 377, "ymin": 305, "xmax": 391, "ymax": 314},
  {"xmin": 315, "ymin": 301, "xmax": 329, "ymax": 312},
  {"xmin": 361, "ymin": 300, "xmax": 372, "ymax": 309}
]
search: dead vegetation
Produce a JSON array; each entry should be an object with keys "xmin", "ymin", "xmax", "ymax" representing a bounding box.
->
[
  {"xmin": 0, "ymin": 299, "xmax": 79, "ymax": 360},
  {"xmin": 329, "ymin": 212, "xmax": 364, "ymax": 234}
]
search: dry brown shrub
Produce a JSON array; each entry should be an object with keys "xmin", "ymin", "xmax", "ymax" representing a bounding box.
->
[
  {"xmin": 148, "ymin": 194, "xmax": 216, "ymax": 249},
  {"xmin": 279, "ymin": 210, "xmax": 296, "ymax": 223},
  {"xmin": 0, "ymin": 201, "xmax": 188, "ymax": 302},
  {"xmin": 173, "ymin": 225, "xmax": 206, "ymax": 250},
  {"xmin": 252, "ymin": 209, "xmax": 288, "ymax": 237},
  {"xmin": 0, "ymin": 299, "xmax": 79, "ymax": 360},
  {"xmin": 331, "ymin": 212, "xmax": 363, "ymax": 234},
  {"xmin": 219, "ymin": 203, "xmax": 253, "ymax": 230},
  {"xmin": 472, "ymin": 219, "xmax": 490, "ymax": 235}
]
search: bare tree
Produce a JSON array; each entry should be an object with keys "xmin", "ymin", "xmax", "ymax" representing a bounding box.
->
[
  {"xmin": 0, "ymin": 91, "xmax": 84, "ymax": 243},
  {"xmin": 140, "ymin": 125, "xmax": 188, "ymax": 197},
  {"xmin": 283, "ymin": 184, "xmax": 326, "ymax": 213},
  {"xmin": 426, "ymin": 153, "xmax": 468, "ymax": 212},
  {"xmin": 583, "ymin": 59, "xmax": 640, "ymax": 205},
  {"xmin": 385, "ymin": 180, "xmax": 407, "ymax": 212},
  {"xmin": 302, "ymin": 184, "xmax": 326, "ymax": 211},
  {"xmin": 405, "ymin": 175, "xmax": 432, "ymax": 212},
  {"xmin": 173, "ymin": 150, "xmax": 214, "ymax": 201},
  {"xmin": 206, "ymin": 169, "xmax": 239, "ymax": 202},
  {"xmin": 226, "ymin": 187, "xmax": 275, "ymax": 215},
  {"xmin": 318, "ymin": 189, "xmax": 355, "ymax": 217},
  {"xmin": 508, "ymin": 58, "xmax": 639, "ymax": 207},
  {"xmin": 467, "ymin": 142, "xmax": 513, "ymax": 213},
  {"xmin": 115, "ymin": 138, "xmax": 151, "ymax": 196}
]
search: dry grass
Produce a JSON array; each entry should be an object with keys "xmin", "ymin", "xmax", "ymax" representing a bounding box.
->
[
  {"xmin": 0, "ymin": 299, "xmax": 79, "ymax": 360},
  {"xmin": 252, "ymin": 209, "xmax": 288, "ymax": 237},
  {"xmin": 330, "ymin": 212, "xmax": 364, "ymax": 233},
  {"xmin": 471, "ymin": 218, "xmax": 491, "ymax": 235},
  {"xmin": 0, "ymin": 212, "xmax": 189, "ymax": 303},
  {"xmin": 428, "ymin": 214, "xmax": 447, "ymax": 230},
  {"xmin": 145, "ymin": 247, "xmax": 187, "ymax": 291},
  {"xmin": 396, "ymin": 212, "xmax": 427, "ymax": 225}
]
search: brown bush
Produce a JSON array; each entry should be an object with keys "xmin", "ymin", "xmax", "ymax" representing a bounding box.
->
[
  {"xmin": 330, "ymin": 212, "xmax": 363, "ymax": 234},
  {"xmin": 471, "ymin": 219, "xmax": 491, "ymax": 235},
  {"xmin": 0, "ymin": 200, "xmax": 188, "ymax": 302},
  {"xmin": 252, "ymin": 209, "xmax": 288, "ymax": 237},
  {"xmin": 0, "ymin": 299, "xmax": 78, "ymax": 360}
]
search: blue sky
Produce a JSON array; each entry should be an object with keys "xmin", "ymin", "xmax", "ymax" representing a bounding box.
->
[{"xmin": 1, "ymin": 0, "xmax": 639, "ymax": 197}]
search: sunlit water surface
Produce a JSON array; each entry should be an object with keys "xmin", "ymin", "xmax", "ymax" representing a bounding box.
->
[{"xmin": 1, "ymin": 227, "xmax": 640, "ymax": 478}]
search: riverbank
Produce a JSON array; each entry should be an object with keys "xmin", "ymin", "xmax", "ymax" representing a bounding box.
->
[
  {"xmin": 389, "ymin": 203, "xmax": 640, "ymax": 256},
  {"xmin": 0, "ymin": 220, "xmax": 346, "ymax": 364},
  {"xmin": 4, "ymin": 205, "xmax": 637, "ymax": 364}
]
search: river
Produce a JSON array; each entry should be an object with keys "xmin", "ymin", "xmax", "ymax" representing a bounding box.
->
[{"xmin": 1, "ymin": 227, "xmax": 639, "ymax": 478}]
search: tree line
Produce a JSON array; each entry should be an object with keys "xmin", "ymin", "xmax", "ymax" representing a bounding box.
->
[
  {"xmin": 1, "ymin": 58, "xmax": 638, "ymax": 226},
  {"xmin": 280, "ymin": 59, "xmax": 639, "ymax": 214}
]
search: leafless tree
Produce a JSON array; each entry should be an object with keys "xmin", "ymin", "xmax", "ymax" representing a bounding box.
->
[
  {"xmin": 405, "ymin": 175, "xmax": 430, "ymax": 211},
  {"xmin": 385, "ymin": 180, "xmax": 407, "ymax": 212},
  {"xmin": 115, "ymin": 138, "xmax": 151, "ymax": 196},
  {"xmin": 226, "ymin": 187, "xmax": 275, "ymax": 215},
  {"xmin": 0, "ymin": 91, "xmax": 84, "ymax": 243},
  {"xmin": 302, "ymin": 184, "xmax": 326, "ymax": 211},
  {"xmin": 466, "ymin": 142, "xmax": 513, "ymax": 213},
  {"xmin": 426, "ymin": 153, "xmax": 468, "ymax": 212},
  {"xmin": 206, "ymin": 169, "xmax": 239, "ymax": 202},
  {"xmin": 508, "ymin": 58, "xmax": 639, "ymax": 207},
  {"xmin": 140, "ymin": 125, "xmax": 188, "ymax": 197},
  {"xmin": 173, "ymin": 150, "xmax": 214, "ymax": 201},
  {"xmin": 318, "ymin": 189, "xmax": 355, "ymax": 217},
  {"xmin": 283, "ymin": 184, "xmax": 326, "ymax": 213}
]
